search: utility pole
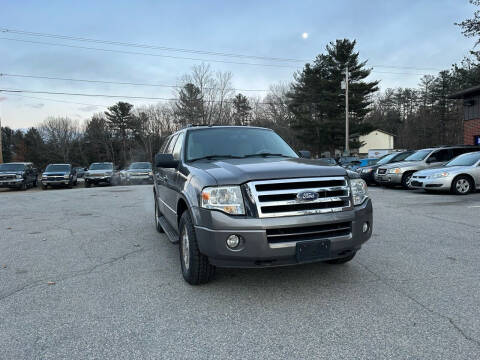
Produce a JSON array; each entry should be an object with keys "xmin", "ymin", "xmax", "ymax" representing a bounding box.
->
[{"xmin": 344, "ymin": 65, "xmax": 350, "ymax": 156}]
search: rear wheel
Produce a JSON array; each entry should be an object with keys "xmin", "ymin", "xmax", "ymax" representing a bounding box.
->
[
  {"xmin": 452, "ymin": 176, "xmax": 472, "ymax": 195},
  {"xmin": 179, "ymin": 211, "xmax": 215, "ymax": 285},
  {"xmin": 326, "ymin": 251, "xmax": 356, "ymax": 264}
]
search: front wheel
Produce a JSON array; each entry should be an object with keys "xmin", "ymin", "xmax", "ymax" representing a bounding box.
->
[
  {"xmin": 401, "ymin": 173, "xmax": 413, "ymax": 189},
  {"xmin": 179, "ymin": 211, "xmax": 215, "ymax": 285},
  {"xmin": 85, "ymin": 181, "xmax": 91, "ymax": 188},
  {"xmin": 452, "ymin": 176, "xmax": 472, "ymax": 195}
]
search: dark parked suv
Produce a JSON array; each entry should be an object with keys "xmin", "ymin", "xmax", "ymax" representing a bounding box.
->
[
  {"xmin": 0, "ymin": 162, "xmax": 38, "ymax": 190},
  {"xmin": 153, "ymin": 126, "xmax": 372, "ymax": 284},
  {"xmin": 41, "ymin": 164, "xmax": 78, "ymax": 189}
]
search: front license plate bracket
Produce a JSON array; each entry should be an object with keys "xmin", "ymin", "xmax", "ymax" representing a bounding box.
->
[{"xmin": 296, "ymin": 240, "xmax": 331, "ymax": 262}]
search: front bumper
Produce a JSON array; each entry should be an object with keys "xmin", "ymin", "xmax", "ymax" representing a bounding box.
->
[
  {"xmin": 127, "ymin": 175, "xmax": 153, "ymax": 183},
  {"xmin": 374, "ymin": 172, "xmax": 403, "ymax": 185},
  {"xmin": 42, "ymin": 178, "xmax": 70, "ymax": 185},
  {"xmin": 359, "ymin": 170, "xmax": 375, "ymax": 183},
  {"xmin": 0, "ymin": 179, "xmax": 23, "ymax": 188},
  {"xmin": 410, "ymin": 175, "xmax": 453, "ymax": 191},
  {"xmin": 85, "ymin": 176, "xmax": 112, "ymax": 184},
  {"xmin": 192, "ymin": 199, "xmax": 373, "ymax": 268}
]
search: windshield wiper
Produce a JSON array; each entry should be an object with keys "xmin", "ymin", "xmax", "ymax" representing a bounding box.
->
[
  {"xmin": 242, "ymin": 153, "xmax": 291, "ymax": 158},
  {"xmin": 188, "ymin": 154, "xmax": 244, "ymax": 162}
]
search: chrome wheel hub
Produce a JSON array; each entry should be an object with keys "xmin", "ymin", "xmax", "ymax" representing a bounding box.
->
[
  {"xmin": 182, "ymin": 228, "xmax": 190, "ymax": 271},
  {"xmin": 456, "ymin": 179, "xmax": 470, "ymax": 193}
]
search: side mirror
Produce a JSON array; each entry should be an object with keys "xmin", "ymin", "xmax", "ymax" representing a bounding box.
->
[
  {"xmin": 155, "ymin": 153, "xmax": 179, "ymax": 168},
  {"xmin": 299, "ymin": 150, "xmax": 311, "ymax": 159}
]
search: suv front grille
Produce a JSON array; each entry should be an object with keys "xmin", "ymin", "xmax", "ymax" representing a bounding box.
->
[
  {"xmin": 0, "ymin": 174, "xmax": 16, "ymax": 180},
  {"xmin": 266, "ymin": 222, "xmax": 352, "ymax": 244},
  {"xmin": 246, "ymin": 177, "xmax": 351, "ymax": 218}
]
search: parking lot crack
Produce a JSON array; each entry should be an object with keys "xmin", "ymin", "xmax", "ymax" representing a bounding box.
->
[
  {"xmin": 356, "ymin": 260, "xmax": 480, "ymax": 348},
  {"xmin": 0, "ymin": 248, "xmax": 147, "ymax": 302}
]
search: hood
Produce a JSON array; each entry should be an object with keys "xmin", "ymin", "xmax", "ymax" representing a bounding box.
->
[
  {"xmin": 378, "ymin": 161, "xmax": 422, "ymax": 169},
  {"xmin": 190, "ymin": 157, "xmax": 347, "ymax": 185},
  {"xmin": 415, "ymin": 165, "xmax": 472, "ymax": 176}
]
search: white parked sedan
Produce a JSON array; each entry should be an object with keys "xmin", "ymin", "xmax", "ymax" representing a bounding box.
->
[{"xmin": 410, "ymin": 151, "xmax": 480, "ymax": 194}]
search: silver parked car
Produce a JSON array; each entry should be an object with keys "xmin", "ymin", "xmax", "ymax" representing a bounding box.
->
[
  {"xmin": 410, "ymin": 151, "xmax": 480, "ymax": 194},
  {"xmin": 374, "ymin": 146, "xmax": 480, "ymax": 188}
]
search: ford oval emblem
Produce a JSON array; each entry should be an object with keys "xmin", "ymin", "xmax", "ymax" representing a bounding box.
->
[{"xmin": 297, "ymin": 190, "xmax": 319, "ymax": 201}]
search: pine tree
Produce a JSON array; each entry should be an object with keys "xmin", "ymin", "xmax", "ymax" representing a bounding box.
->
[
  {"xmin": 175, "ymin": 83, "xmax": 205, "ymax": 126},
  {"xmin": 287, "ymin": 39, "xmax": 378, "ymax": 156},
  {"xmin": 104, "ymin": 102, "xmax": 134, "ymax": 167},
  {"xmin": 232, "ymin": 93, "xmax": 252, "ymax": 125}
]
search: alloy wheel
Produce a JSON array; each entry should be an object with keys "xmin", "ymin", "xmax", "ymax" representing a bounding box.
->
[
  {"xmin": 181, "ymin": 227, "xmax": 190, "ymax": 271},
  {"xmin": 456, "ymin": 179, "xmax": 470, "ymax": 194}
]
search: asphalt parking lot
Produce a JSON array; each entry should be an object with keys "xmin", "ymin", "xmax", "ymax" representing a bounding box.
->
[{"xmin": 0, "ymin": 185, "xmax": 479, "ymax": 359}]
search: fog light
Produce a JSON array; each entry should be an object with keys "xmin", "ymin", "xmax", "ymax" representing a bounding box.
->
[
  {"xmin": 226, "ymin": 234, "xmax": 240, "ymax": 249},
  {"xmin": 362, "ymin": 222, "xmax": 369, "ymax": 233}
]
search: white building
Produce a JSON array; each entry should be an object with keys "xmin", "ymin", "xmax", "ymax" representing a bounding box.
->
[{"xmin": 358, "ymin": 129, "xmax": 394, "ymax": 156}]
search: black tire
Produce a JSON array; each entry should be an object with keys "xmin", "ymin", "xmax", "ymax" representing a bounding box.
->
[
  {"xmin": 179, "ymin": 211, "xmax": 215, "ymax": 285},
  {"xmin": 41, "ymin": 184, "xmax": 48, "ymax": 190},
  {"xmin": 326, "ymin": 251, "xmax": 356, "ymax": 264},
  {"xmin": 401, "ymin": 172, "xmax": 413, "ymax": 189},
  {"xmin": 451, "ymin": 175, "xmax": 473, "ymax": 195},
  {"xmin": 20, "ymin": 181, "xmax": 27, "ymax": 191},
  {"xmin": 85, "ymin": 181, "xmax": 91, "ymax": 188},
  {"xmin": 154, "ymin": 197, "xmax": 165, "ymax": 233}
]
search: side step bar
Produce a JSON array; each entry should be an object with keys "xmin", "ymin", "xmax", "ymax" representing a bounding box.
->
[{"xmin": 157, "ymin": 215, "xmax": 179, "ymax": 244}]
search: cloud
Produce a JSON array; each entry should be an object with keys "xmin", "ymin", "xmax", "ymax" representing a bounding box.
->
[
  {"xmin": 28, "ymin": 103, "xmax": 45, "ymax": 109},
  {"xmin": 78, "ymin": 105, "xmax": 101, "ymax": 112}
]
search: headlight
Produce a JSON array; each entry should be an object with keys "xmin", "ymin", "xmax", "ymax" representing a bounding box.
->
[
  {"xmin": 431, "ymin": 172, "xmax": 449, "ymax": 178},
  {"xmin": 63, "ymin": 174, "xmax": 70, "ymax": 179},
  {"xmin": 201, "ymin": 186, "xmax": 245, "ymax": 215},
  {"xmin": 362, "ymin": 168, "xmax": 372, "ymax": 173},
  {"xmin": 387, "ymin": 168, "xmax": 402, "ymax": 174},
  {"xmin": 350, "ymin": 179, "xmax": 368, "ymax": 206},
  {"xmin": 148, "ymin": 171, "xmax": 153, "ymax": 176},
  {"xmin": 16, "ymin": 174, "xmax": 23, "ymax": 179},
  {"xmin": 106, "ymin": 171, "xmax": 113, "ymax": 176}
]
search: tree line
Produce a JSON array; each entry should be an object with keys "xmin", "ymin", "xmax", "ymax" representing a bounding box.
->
[{"xmin": 2, "ymin": 3, "xmax": 480, "ymax": 168}]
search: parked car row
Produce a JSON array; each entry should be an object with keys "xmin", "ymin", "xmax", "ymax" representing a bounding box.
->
[
  {"xmin": 360, "ymin": 145, "xmax": 480, "ymax": 195},
  {"xmin": 0, "ymin": 161, "xmax": 154, "ymax": 191}
]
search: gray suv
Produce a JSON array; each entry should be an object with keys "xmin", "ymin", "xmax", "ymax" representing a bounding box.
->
[
  {"xmin": 374, "ymin": 146, "xmax": 480, "ymax": 188},
  {"xmin": 153, "ymin": 126, "xmax": 372, "ymax": 284}
]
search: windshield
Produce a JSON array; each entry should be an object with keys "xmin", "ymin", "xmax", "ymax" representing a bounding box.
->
[
  {"xmin": 446, "ymin": 152, "xmax": 480, "ymax": 167},
  {"xmin": 376, "ymin": 153, "xmax": 398, "ymax": 165},
  {"xmin": 89, "ymin": 163, "xmax": 113, "ymax": 170},
  {"xmin": 185, "ymin": 128, "xmax": 298, "ymax": 161},
  {"xmin": 129, "ymin": 162, "xmax": 152, "ymax": 170},
  {"xmin": 404, "ymin": 149, "xmax": 432, "ymax": 161},
  {"xmin": 0, "ymin": 163, "xmax": 25, "ymax": 172},
  {"xmin": 45, "ymin": 164, "xmax": 70, "ymax": 172}
]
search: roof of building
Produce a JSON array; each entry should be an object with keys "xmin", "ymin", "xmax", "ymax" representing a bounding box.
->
[
  {"xmin": 448, "ymin": 85, "xmax": 480, "ymax": 99},
  {"xmin": 353, "ymin": 129, "xmax": 395, "ymax": 138}
]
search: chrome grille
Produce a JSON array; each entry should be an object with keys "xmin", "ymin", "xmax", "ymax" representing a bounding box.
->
[
  {"xmin": 247, "ymin": 177, "xmax": 351, "ymax": 218},
  {"xmin": 0, "ymin": 174, "xmax": 16, "ymax": 180}
]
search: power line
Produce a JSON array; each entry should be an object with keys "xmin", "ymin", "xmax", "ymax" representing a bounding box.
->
[
  {"xmin": 0, "ymin": 37, "xmax": 435, "ymax": 76},
  {"xmin": 0, "ymin": 27, "xmax": 444, "ymax": 71},
  {"xmin": 0, "ymin": 27, "xmax": 305, "ymax": 63},
  {"xmin": 4, "ymin": 92, "xmax": 107, "ymax": 107},
  {"xmin": 0, "ymin": 37, "xmax": 296, "ymax": 69},
  {"xmin": 0, "ymin": 73, "xmax": 269, "ymax": 92}
]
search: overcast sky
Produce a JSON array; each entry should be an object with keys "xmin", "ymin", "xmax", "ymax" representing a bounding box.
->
[{"xmin": 0, "ymin": 0, "xmax": 476, "ymax": 128}]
